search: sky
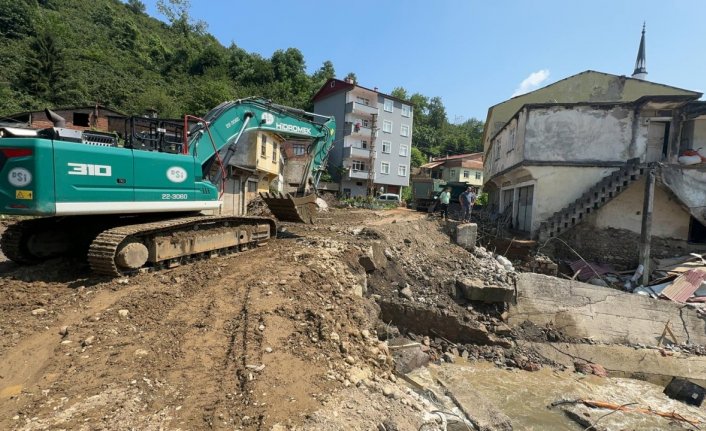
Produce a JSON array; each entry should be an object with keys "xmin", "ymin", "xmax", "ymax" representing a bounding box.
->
[{"xmin": 141, "ymin": 0, "xmax": 706, "ymax": 123}]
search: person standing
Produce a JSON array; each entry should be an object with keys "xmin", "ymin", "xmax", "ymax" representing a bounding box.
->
[
  {"xmin": 438, "ymin": 187, "xmax": 451, "ymax": 220},
  {"xmin": 459, "ymin": 187, "xmax": 477, "ymax": 222}
]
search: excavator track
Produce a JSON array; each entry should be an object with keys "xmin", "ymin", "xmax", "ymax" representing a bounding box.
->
[
  {"xmin": 87, "ymin": 215, "xmax": 276, "ymax": 277},
  {"xmin": 0, "ymin": 219, "xmax": 38, "ymax": 264}
]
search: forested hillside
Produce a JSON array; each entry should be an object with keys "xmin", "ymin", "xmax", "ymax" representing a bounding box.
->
[{"xmin": 0, "ymin": 0, "xmax": 483, "ymax": 163}]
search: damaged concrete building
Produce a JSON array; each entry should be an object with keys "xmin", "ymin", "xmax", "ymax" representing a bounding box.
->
[{"xmin": 482, "ymin": 31, "xmax": 706, "ymax": 266}]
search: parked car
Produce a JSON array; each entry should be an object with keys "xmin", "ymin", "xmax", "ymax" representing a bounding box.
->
[{"xmin": 376, "ymin": 193, "xmax": 401, "ymax": 203}]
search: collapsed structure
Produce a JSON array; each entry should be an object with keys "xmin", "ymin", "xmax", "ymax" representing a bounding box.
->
[{"xmin": 482, "ymin": 27, "xmax": 706, "ymax": 266}]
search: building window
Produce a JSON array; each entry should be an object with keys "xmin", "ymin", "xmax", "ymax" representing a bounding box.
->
[
  {"xmin": 261, "ymin": 135, "xmax": 267, "ymax": 158},
  {"xmin": 384, "ymin": 99, "xmax": 393, "ymax": 112},
  {"xmin": 509, "ymin": 128, "xmax": 516, "ymax": 151},
  {"xmin": 352, "ymin": 160, "xmax": 366, "ymax": 171},
  {"xmin": 381, "ymin": 161, "xmax": 390, "ymax": 174},
  {"xmin": 398, "ymin": 164, "xmax": 407, "ymax": 176},
  {"xmin": 382, "ymin": 120, "xmax": 392, "ymax": 133},
  {"xmin": 73, "ymin": 112, "xmax": 90, "ymax": 127},
  {"xmin": 400, "ymin": 125, "xmax": 409, "ymax": 137},
  {"xmin": 356, "ymin": 96, "xmax": 370, "ymax": 106},
  {"xmin": 494, "ymin": 139, "xmax": 501, "ymax": 160},
  {"xmin": 463, "ymin": 170, "xmax": 469, "ymax": 179},
  {"xmin": 247, "ymin": 181, "xmax": 257, "ymax": 192},
  {"xmin": 360, "ymin": 140, "xmax": 368, "ymax": 149},
  {"xmin": 272, "ymin": 144, "xmax": 278, "ymax": 163},
  {"xmin": 450, "ymin": 169, "xmax": 456, "ymax": 178},
  {"xmin": 382, "ymin": 141, "xmax": 391, "ymax": 154},
  {"xmin": 401, "ymin": 105, "xmax": 411, "ymax": 117},
  {"xmin": 362, "ymin": 119, "xmax": 369, "ymax": 127},
  {"xmin": 293, "ymin": 144, "xmax": 305, "ymax": 156},
  {"xmin": 475, "ymin": 171, "xmax": 481, "ymax": 180},
  {"xmin": 399, "ymin": 144, "xmax": 408, "ymax": 157}
]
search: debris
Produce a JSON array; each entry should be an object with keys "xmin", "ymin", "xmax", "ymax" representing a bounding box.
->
[
  {"xmin": 587, "ymin": 277, "xmax": 608, "ymax": 287},
  {"xmin": 660, "ymin": 269, "xmax": 706, "ymax": 303},
  {"xmin": 574, "ymin": 362, "xmax": 607, "ymax": 377},
  {"xmin": 569, "ymin": 260, "xmax": 614, "ymax": 282},
  {"xmin": 664, "ymin": 377, "xmax": 706, "ymax": 407},
  {"xmin": 550, "ymin": 398, "xmax": 702, "ymax": 427},
  {"xmin": 118, "ymin": 309, "xmax": 129, "ymax": 318},
  {"xmin": 58, "ymin": 326, "xmax": 69, "ymax": 337},
  {"xmin": 31, "ymin": 308, "xmax": 47, "ymax": 316}
]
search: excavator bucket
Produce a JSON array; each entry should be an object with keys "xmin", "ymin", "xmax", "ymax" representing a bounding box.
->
[{"xmin": 259, "ymin": 192, "xmax": 318, "ymax": 224}]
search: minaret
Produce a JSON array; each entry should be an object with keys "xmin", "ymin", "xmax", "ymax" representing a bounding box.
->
[{"xmin": 632, "ymin": 23, "xmax": 647, "ymax": 80}]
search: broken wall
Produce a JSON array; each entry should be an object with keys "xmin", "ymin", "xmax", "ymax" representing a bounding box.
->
[{"xmin": 509, "ymin": 273, "xmax": 706, "ymax": 346}]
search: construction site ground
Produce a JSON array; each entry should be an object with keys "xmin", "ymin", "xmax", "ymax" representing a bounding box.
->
[
  {"xmin": 0, "ymin": 208, "xmax": 455, "ymax": 430},
  {"xmin": 2, "ymin": 208, "xmax": 705, "ymax": 431}
]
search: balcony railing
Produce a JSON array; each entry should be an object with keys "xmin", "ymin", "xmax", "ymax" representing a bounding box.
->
[
  {"xmin": 345, "ymin": 101, "xmax": 378, "ymax": 116},
  {"xmin": 343, "ymin": 146, "xmax": 371, "ymax": 159},
  {"xmin": 348, "ymin": 168, "xmax": 369, "ymax": 179},
  {"xmin": 344, "ymin": 122, "xmax": 373, "ymax": 137}
]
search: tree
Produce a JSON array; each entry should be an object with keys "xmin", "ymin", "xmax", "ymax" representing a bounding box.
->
[
  {"xmin": 391, "ymin": 87, "xmax": 408, "ymax": 100},
  {"xmin": 157, "ymin": 0, "xmax": 206, "ymax": 36},
  {"xmin": 410, "ymin": 147, "xmax": 426, "ymax": 168},
  {"xmin": 126, "ymin": 0, "xmax": 146, "ymax": 14},
  {"xmin": 21, "ymin": 32, "xmax": 67, "ymax": 102},
  {"xmin": 312, "ymin": 60, "xmax": 335, "ymax": 83},
  {"xmin": 0, "ymin": 0, "xmax": 33, "ymax": 39},
  {"xmin": 344, "ymin": 72, "xmax": 357, "ymax": 84}
]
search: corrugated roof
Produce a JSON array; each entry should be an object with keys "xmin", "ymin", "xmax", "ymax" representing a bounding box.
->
[
  {"xmin": 420, "ymin": 161, "xmax": 445, "ymax": 169},
  {"xmin": 661, "ymin": 269, "xmax": 706, "ymax": 303}
]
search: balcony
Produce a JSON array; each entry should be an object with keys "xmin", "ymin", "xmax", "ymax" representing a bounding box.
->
[
  {"xmin": 348, "ymin": 168, "xmax": 370, "ymax": 179},
  {"xmin": 345, "ymin": 101, "xmax": 378, "ymax": 117},
  {"xmin": 344, "ymin": 122, "xmax": 374, "ymax": 137},
  {"xmin": 343, "ymin": 146, "xmax": 371, "ymax": 159}
]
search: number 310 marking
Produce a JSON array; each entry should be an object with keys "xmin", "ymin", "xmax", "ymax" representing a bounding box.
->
[{"xmin": 67, "ymin": 163, "xmax": 112, "ymax": 177}]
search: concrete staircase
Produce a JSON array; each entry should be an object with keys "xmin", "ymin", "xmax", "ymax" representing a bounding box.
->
[{"xmin": 538, "ymin": 158, "xmax": 646, "ymax": 241}]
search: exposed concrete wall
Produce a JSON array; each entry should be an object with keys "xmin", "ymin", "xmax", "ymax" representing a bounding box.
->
[
  {"xmin": 485, "ymin": 114, "xmax": 525, "ymax": 181},
  {"xmin": 524, "ymin": 105, "xmax": 637, "ymax": 162},
  {"xmin": 518, "ymin": 166, "xmax": 615, "ymax": 234},
  {"xmin": 483, "ymin": 71, "xmax": 700, "ymax": 156},
  {"xmin": 591, "ymin": 177, "xmax": 691, "ymax": 239},
  {"xmin": 508, "ymin": 273, "xmax": 706, "ymax": 346},
  {"xmin": 681, "ymin": 118, "xmax": 706, "ymax": 152},
  {"xmin": 530, "ymin": 342, "xmax": 706, "ymax": 386},
  {"xmin": 662, "ymin": 165, "xmax": 706, "ymax": 225}
]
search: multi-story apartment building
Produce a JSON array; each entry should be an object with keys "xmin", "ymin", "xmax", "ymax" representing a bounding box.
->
[{"xmin": 313, "ymin": 78, "xmax": 413, "ymax": 197}]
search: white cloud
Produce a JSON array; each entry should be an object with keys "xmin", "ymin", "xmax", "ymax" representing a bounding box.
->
[{"xmin": 512, "ymin": 69, "xmax": 550, "ymax": 97}]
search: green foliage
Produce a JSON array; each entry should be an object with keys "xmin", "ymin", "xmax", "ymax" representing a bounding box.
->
[
  {"xmin": 345, "ymin": 72, "xmax": 357, "ymax": 84},
  {"xmin": 0, "ymin": 0, "xmax": 34, "ymax": 39},
  {"xmin": 401, "ymin": 186, "xmax": 413, "ymax": 203},
  {"xmin": 392, "ymin": 87, "xmax": 484, "ymax": 160},
  {"xmin": 476, "ymin": 192, "xmax": 488, "ymax": 206},
  {"xmin": 410, "ymin": 146, "xmax": 426, "ymax": 168}
]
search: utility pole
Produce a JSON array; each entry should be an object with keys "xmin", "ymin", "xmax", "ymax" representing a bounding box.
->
[
  {"xmin": 366, "ymin": 113, "xmax": 378, "ymax": 197},
  {"xmin": 639, "ymin": 165, "xmax": 656, "ymax": 287}
]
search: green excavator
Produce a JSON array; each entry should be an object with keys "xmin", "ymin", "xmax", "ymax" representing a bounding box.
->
[{"xmin": 0, "ymin": 98, "xmax": 335, "ymax": 276}]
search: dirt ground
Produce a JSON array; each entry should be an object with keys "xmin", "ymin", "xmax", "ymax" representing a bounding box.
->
[{"xmin": 0, "ymin": 209, "xmax": 451, "ymax": 430}]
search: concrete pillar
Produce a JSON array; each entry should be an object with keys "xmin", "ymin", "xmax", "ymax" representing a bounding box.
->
[{"xmin": 456, "ymin": 223, "xmax": 477, "ymax": 251}]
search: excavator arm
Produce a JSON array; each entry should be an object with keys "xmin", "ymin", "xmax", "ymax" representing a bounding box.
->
[{"xmin": 186, "ymin": 98, "xmax": 336, "ymax": 222}]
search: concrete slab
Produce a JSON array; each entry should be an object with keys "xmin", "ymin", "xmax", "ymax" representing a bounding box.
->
[
  {"xmin": 509, "ymin": 273, "xmax": 706, "ymax": 346},
  {"xmin": 457, "ymin": 278, "xmax": 514, "ymax": 303},
  {"xmin": 529, "ymin": 342, "xmax": 706, "ymax": 386},
  {"xmin": 455, "ymin": 223, "xmax": 477, "ymax": 251}
]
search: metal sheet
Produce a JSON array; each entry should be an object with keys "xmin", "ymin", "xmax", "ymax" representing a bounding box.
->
[{"xmin": 660, "ymin": 269, "xmax": 706, "ymax": 303}]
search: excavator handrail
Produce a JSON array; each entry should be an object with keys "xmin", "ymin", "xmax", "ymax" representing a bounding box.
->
[{"xmin": 184, "ymin": 114, "xmax": 227, "ymax": 197}]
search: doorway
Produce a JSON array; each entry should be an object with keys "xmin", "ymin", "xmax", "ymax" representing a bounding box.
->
[
  {"xmin": 646, "ymin": 121, "xmax": 670, "ymax": 162},
  {"xmin": 516, "ymin": 185, "xmax": 534, "ymax": 232}
]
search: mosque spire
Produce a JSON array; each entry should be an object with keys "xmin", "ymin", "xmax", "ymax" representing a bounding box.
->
[{"xmin": 632, "ymin": 23, "xmax": 647, "ymax": 80}]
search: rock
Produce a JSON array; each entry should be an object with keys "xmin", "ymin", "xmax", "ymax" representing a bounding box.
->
[
  {"xmin": 443, "ymin": 352, "xmax": 455, "ymax": 363},
  {"xmin": 345, "ymin": 355, "xmax": 356, "ymax": 365},
  {"xmin": 265, "ymin": 347, "xmax": 273, "ymax": 353},
  {"xmin": 496, "ymin": 255, "xmax": 514, "ymax": 271},
  {"xmin": 360, "ymin": 329, "xmax": 370, "ymax": 339},
  {"xmin": 258, "ymin": 324, "xmax": 265, "ymax": 332},
  {"xmin": 31, "ymin": 308, "xmax": 47, "ymax": 316},
  {"xmin": 522, "ymin": 362, "xmax": 541, "ymax": 372},
  {"xmin": 59, "ymin": 326, "xmax": 69, "ymax": 337},
  {"xmin": 118, "ymin": 309, "xmax": 129, "ymax": 318},
  {"xmin": 574, "ymin": 362, "xmax": 607, "ymax": 377},
  {"xmin": 81, "ymin": 336, "xmax": 95, "ymax": 347},
  {"xmin": 456, "ymin": 278, "xmax": 514, "ymax": 303},
  {"xmin": 330, "ymin": 332, "xmax": 340, "ymax": 342},
  {"xmin": 382, "ymin": 386, "xmax": 395, "ymax": 398},
  {"xmin": 134, "ymin": 349, "xmax": 149, "ymax": 357},
  {"xmin": 347, "ymin": 367, "xmax": 371, "ymax": 385},
  {"xmin": 117, "ymin": 278, "xmax": 129, "ymax": 285},
  {"xmin": 399, "ymin": 287, "xmax": 414, "ymax": 300},
  {"xmin": 494, "ymin": 322, "xmax": 513, "ymax": 336},
  {"xmin": 403, "ymin": 238, "xmax": 412, "ymax": 245}
]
